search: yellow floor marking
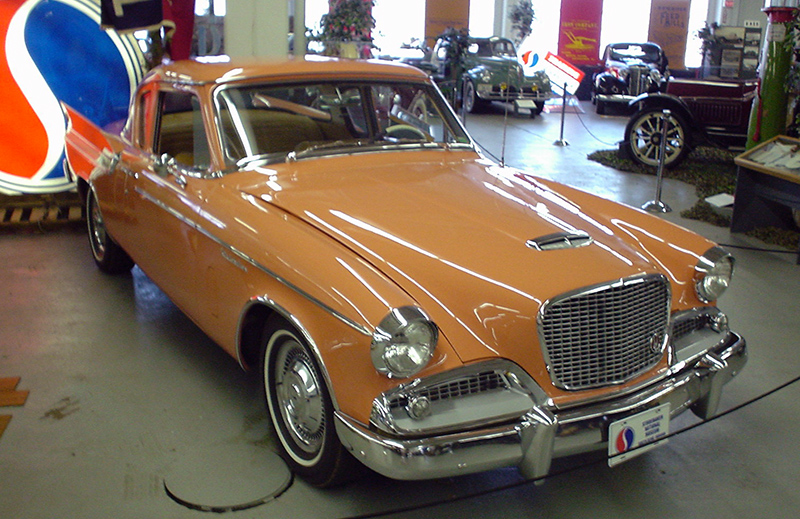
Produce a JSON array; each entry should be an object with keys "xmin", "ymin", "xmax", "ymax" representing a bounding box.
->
[
  {"xmin": 0, "ymin": 377, "xmax": 28, "ymax": 441},
  {"xmin": 0, "ymin": 377, "xmax": 20, "ymax": 391},
  {"xmin": 0, "ymin": 415, "xmax": 10, "ymax": 439}
]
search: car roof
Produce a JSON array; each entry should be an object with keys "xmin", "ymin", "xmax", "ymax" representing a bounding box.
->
[{"xmin": 145, "ymin": 55, "xmax": 430, "ymax": 87}]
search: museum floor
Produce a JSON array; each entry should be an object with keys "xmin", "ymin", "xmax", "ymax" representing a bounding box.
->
[{"xmin": 2, "ymin": 100, "xmax": 799, "ymax": 519}]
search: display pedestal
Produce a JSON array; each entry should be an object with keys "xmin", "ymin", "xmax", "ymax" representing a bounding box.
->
[{"xmin": 732, "ymin": 135, "xmax": 800, "ymax": 263}]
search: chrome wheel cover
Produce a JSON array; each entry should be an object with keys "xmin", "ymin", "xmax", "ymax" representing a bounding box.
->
[
  {"xmin": 629, "ymin": 111, "xmax": 685, "ymax": 167},
  {"xmin": 272, "ymin": 337, "xmax": 325, "ymax": 456}
]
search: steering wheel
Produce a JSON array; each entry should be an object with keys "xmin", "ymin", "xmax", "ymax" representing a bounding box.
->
[{"xmin": 385, "ymin": 124, "xmax": 429, "ymax": 141}]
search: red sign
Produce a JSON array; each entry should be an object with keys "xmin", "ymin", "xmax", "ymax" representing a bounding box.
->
[
  {"xmin": 544, "ymin": 52, "xmax": 585, "ymax": 94},
  {"xmin": 557, "ymin": 0, "xmax": 603, "ymax": 66}
]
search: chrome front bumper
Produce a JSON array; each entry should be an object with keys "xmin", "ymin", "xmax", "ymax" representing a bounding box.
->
[
  {"xmin": 594, "ymin": 93, "xmax": 638, "ymax": 104},
  {"xmin": 335, "ymin": 331, "xmax": 746, "ymax": 481},
  {"xmin": 478, "ymin": 91, "xmax": 553, "ymax": 102}
]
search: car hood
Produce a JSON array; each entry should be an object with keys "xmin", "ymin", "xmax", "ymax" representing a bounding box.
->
[
  {"xmin": 471, "ymin": 56, "xmax": 522, "ymax": 74},
  {"xmin": 238, "ymin": 151, "xmax": 674, "ymax": 364}
]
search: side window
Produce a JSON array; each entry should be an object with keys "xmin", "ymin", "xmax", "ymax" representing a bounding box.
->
[
  {"xmin": 136, "ymin": 90, "xmax": 155, "ymax": 150},
  {"xmin": 156, "ymin": 91, "xmax": 210, "ymax": 170}
]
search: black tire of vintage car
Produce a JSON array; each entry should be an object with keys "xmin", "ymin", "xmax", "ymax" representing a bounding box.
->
[
  {"xmin": 86, "ymin": 188, "xmax": 135, "ymax": 274},
  {"xmin": 624, "ymin": 107, "xmax": 690, "ymax": 168},
  {"xmin": 461, "ymin": 78, "xmax": 488, "ymax": 113}
]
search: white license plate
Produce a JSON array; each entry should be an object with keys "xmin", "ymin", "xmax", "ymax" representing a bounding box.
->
[{"xmin": 608, "ymin": 403, "xmax": 670, "ymax": 467}]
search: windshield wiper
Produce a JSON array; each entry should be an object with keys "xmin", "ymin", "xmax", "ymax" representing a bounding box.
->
[{"xmin": 287, "ymin": 139, "xmax": 376, "ymax": 161}]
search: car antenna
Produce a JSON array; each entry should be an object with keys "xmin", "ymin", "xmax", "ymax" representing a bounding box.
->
[{"xmin": 499, "ymin": 68, "xmax": 514, "ymax": 167}]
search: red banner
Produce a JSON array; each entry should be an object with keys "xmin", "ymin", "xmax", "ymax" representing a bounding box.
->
[{"xmin": 557, "ymin": 0, "xmax": 603, "ymax": 66}]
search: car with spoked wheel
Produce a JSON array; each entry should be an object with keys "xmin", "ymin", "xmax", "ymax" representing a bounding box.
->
[
  {"xmin": 63, "ymin": 57, "xmax": 746, "ymax": 487},
  {"xmin": 622, "ymin": 77, "xmax": 757, "ymax": 168}
]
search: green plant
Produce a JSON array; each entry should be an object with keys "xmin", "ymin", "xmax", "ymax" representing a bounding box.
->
[
  {"xmin": 508, "ymin": 1, "xmax": 535, "ymax": 47},
  {"xmin": 437, "ymin": 27, "xmax": 470, "ymax": 81},
  {"xmin": 697, "ymin": 21, "xmax": 720, "ymax": 65}
]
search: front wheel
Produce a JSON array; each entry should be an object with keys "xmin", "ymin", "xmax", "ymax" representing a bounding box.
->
[
  {"xmin": 86, "ymin": 188, "xmax": 133, "ymax": 274},
  {"xmin": 261, "ymin": 324, "xmax": 359, "ymax": 487},
  {"xmin": 462, "ymin": 79, "xmax": 489, "ymax": 113},
  {"xmin": 625, "ymin": 108, "xmax": 690, "ymax": 168}
]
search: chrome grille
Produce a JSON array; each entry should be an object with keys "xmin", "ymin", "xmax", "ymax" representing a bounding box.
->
[
  {"xmin": 628, "ymin": 66, "xmax": 646, "ymax": 96},
  {"xmin": 671, "ymin": 313, "xmax": 708, "ymax": 340},
  {"xmin": 539, "ymin": 275, "xmax": 670, "ymax": 390},
  {"xmin": 388, "ymin": 370, "xmax": 509, "ymax": 409}
]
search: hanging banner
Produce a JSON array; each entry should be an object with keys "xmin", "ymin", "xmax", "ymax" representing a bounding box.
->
[
  {"xmin": 557, "ymin": 0, "xmax": 603, "ymax": 66},
  {"xmin": 648, "ymin": 0, "xmax": 691, "ymax": 70}
]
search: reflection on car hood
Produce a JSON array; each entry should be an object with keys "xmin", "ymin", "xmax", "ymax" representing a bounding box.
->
[{"xmin": 239, "ymin": 151, "xmax": 670, "ymax": 363}]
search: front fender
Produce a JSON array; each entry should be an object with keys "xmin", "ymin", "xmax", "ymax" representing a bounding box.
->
[
  {"xmin": 214, "ymin": 189, "xmax": 462, "ymax": 425},
  {"xmin": 595, "ymin": 73, "xmax": 626, "ymax": 94},
  {"xmin": 628, "ymin": 92, "xmax": 706, "ymax": 145},
  {"xmin": 628, "ymin": 93, "xmax": 695, "ymax": 124}
]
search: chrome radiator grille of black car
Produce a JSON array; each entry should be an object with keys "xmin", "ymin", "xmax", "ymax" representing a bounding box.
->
[
  {"xmin": 538, "ymin": 274, "xmax": 670, "ymax": 390},
  {"xmin": 628, "ymin": 66, "xmax": 648, "ymax": 96}
]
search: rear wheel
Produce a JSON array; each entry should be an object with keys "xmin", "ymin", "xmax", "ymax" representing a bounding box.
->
[
  {"xmin": 261, "ymin": 324, "xmax": 359, "ymax": 487},
  {"xmin": 86, "ymin": 188, "xmax": 133, "ymax": 274},
  {"xmin": 625, "ymin": 108, "xmax": 690, "ymax": 168}
]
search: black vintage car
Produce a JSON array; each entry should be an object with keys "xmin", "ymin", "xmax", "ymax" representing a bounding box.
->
[
  {"xmin": 593, "ymin": 42, "xmax": 669, "ymax": 114},
  {"xmin": 621, "ymin": 77, "xmax": 757, "ymax": 168}
]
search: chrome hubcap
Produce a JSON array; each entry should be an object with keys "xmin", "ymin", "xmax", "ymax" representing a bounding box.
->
[{"xmin": 274, "ymin": 339, "xmax": 324, "ymax": 455}]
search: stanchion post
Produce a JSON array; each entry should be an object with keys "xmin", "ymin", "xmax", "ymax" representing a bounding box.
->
[
  {"xmin": 642, "ymin": 109, "xmax": 673, "ymax": 213},
  {"xmin": 554, "ymin": 82, "xmax": 569, "ymax": 147}
]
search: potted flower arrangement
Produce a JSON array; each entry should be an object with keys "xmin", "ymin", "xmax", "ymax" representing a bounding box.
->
[{"xmin": 314, "ymin": 0, "xmax": 375, "ymax": 58}]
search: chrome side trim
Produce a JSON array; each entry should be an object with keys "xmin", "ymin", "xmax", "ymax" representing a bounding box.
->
[{"xmin": 134, "ymin": 186, "xmax": 372, "ymax": 337}]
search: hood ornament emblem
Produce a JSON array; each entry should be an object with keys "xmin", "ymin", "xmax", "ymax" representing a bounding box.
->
[{"xmin": 526, "ymin": 231, "xmax": 593, "ymax": 251}]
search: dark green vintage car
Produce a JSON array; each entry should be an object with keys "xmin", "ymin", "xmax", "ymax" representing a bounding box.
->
[{"xmin": 429, "ymin": 36, "xmax": 553, "ymax": 117}]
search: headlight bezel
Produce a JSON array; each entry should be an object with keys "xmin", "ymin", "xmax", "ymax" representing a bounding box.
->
[
  {"xmin": 371, "ymin": 306, "xmax": 438, "ymax": 379},
  {"xmin": 694, "ymin": 247, "xmax": 735, "ymax": 303}
]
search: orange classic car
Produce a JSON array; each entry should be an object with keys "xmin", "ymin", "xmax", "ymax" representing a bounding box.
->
[{"xmin": 63, "ymin": 57, "xmax": 746, "ymax": 487}]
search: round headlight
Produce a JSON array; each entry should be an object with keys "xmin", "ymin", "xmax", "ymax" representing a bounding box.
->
[
  {"xmin": 694, "ymin": 247, "xmax": 735, "ymax": 303},
  {"xmin": 371, "ymin": 307, "xmax": 438, "ymax": 378}
]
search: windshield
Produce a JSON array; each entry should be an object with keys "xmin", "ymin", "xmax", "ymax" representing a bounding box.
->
[
  {"xmin": 609, "ymin": 44, "xmax": 661, "ymax": 64},
  {"xmin": 469, "ymin": 39, "xmax": 516, "ymax": 58},
  {"xmin": 213, "ymin": 80, "xmax": 472, "ymax": 167}
]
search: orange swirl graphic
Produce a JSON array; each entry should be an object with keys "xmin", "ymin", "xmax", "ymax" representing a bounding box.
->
[{"xmin": 0, "ymin": 0, "xmax": 48, "ymax": 179}]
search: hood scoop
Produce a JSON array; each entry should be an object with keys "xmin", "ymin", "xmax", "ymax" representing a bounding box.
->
[{"xmin": 526, "ymin": 231, "xmax": 594, "ymax": 251}]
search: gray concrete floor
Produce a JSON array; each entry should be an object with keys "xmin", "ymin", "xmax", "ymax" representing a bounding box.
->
[{"xmin": 2, "ymin": 101, "xmax": 799, "ymax": 518}]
